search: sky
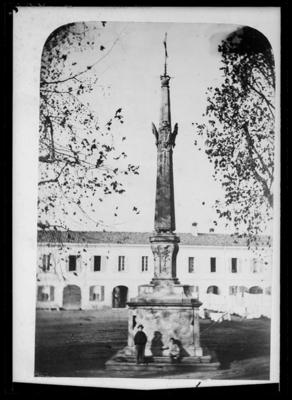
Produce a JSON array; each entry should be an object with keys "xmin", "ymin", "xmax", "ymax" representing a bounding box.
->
[
  {"xmin": 48, "ymin": 21, "xmax": 242, "ymax": 233},
  {"xmin": 13, "ymin": 8, "xmax": 280, "ymax": 236}
]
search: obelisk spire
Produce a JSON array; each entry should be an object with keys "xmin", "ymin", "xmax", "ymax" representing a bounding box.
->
[
  {"xmin": 151, "ymin": 35, "xmax": 178, "ymax": 233},
  {"xmin": 163, "ymin": 32, "xmax": 168, "ymax": 76}
]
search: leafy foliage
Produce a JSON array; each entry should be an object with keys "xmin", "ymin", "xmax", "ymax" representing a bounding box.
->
[
  {"xmin": 38, "ymin": 22, "xmax": 139, "ymax": 231},
  {"xmin": 195, "ymin": 27, "xmax": 275, "ymax": 247}
]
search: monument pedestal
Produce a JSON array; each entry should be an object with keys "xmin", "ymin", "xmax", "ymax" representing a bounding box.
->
[
  {"xmin": 105, "ymin": 284, "xmax": 219, "ymax": 372},
  {"xmin": 106, "ymin": 234, "xmax": 219, "ymax": 372},
  {"xmin": 127, "ymin": 287, "xmax": 203, "ymax": 357}
]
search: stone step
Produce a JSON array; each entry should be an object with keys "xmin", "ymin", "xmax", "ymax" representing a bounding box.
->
[
  {"xmin": 106, "ymin": 360, "xmax": 220, "ymax": 372},
  {"xmin": 111, "ymin": 355, "xmax": 213, "ymax": 364},
  {"xmin": 105, "ymin": 346, "xmax": 220, "ymax": 372}
]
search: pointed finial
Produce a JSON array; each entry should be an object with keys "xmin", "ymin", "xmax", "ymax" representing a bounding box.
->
[{"xmin": 163, "ymin": 32, "xmax": 168, "ymax": 76}]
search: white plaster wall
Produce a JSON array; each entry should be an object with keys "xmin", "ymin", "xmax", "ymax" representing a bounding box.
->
[
  {"xmin": 177, "ymin": 245, "xmax": 272, "ymax": 302},
  {"xmin": 37, "ymin": 243, "xmax": 154, "ymax": 309},
  {"xmin": 36, "ymin": 242, "xmax": 273, "ymax": 315}
]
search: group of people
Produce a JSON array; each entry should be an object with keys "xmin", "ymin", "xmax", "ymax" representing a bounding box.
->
[{"xmin": 134, "ymin": 325, "xmax": 181, "ymax": 364}]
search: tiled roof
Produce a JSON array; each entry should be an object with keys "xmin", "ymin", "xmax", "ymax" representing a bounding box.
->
[{"xmin": 37, "ymin": 230, "xmax": 271, "ymax": 247}]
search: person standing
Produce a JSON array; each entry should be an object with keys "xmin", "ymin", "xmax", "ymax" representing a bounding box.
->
[{"xmin": 134, "ymin": 325, "xmax": 147, "ymax": 364}]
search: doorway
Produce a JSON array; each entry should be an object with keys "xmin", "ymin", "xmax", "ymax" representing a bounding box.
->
[
  {"xmin": 63, "ymin": 285, "xmax": 81, "ymax": 310},
  {"xmin": 112, "ymin": 285, "xmax": 128, "ymax": 308}
]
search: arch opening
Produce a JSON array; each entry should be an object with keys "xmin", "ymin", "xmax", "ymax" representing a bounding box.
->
[
  {"xmin": 249, "ymin": 286, "xmax": 263, "ymax": 294},
  {"xmin": 112, "ymin": 285, "xmax": 128, "ymax": 308},
  {"xmin": 63, "ymin": 285, "xmax": 81, "ymax": 310},
  {"xmin": 207, "ymin": 285, "xmax": 220, "ymax": 295}
]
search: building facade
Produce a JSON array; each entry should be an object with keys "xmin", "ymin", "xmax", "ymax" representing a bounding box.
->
[{"xmin": 36, "ymin": 231, "xmax": 272, "ymax": 317}]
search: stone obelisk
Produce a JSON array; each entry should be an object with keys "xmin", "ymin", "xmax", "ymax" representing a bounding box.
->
[
  {"xmin": 149, "ymin": 57, "xmax": 180, "ymax": 289},
  {"xmin": 106, "ymin": 36, "xmax": 219, "ymax": 370},
  {"xmin": 125, "ymin": 35, "xmax": 204, "ymax": 359}
]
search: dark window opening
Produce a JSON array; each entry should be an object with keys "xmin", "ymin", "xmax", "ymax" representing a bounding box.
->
[
  {"xmin": 210, "ymin": 257, "xmax": 216, "ymax": 273},
  {"xmin": 42, "ymin": 254, "xmax": 51, "ymax": 272},
  {"xmin": 132, "ymin": 315, "xmax": 137, "ymax": 329},
  {"xmin": 94, "ymin": 256, "xmax": 101, "ymax": 272},
  {"xmin": 118, "ymin": 256, "xmax": 125, "ymax": 271},
  {"xmin": 188, "ymin": 257, "xmax": 195, "ymax": 273},
  {"xmin": 112, "ymin": 285, "xmax": 128, "ymax": 308},
  {"xmin": 231, "ymin": 258, "xmax": 237, "ymax": 273},
  {"xmin": 69, "ymin": 255, "xmax": 77, "ymax": 272},
  {"xmin": 142, "ymin": 256, "xmax": 148, "ymax": 272}
]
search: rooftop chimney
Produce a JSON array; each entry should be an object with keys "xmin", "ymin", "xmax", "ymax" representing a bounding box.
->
[{"xmin": 191, "ymin": 222, "xmax": 198, "ymax": 236}]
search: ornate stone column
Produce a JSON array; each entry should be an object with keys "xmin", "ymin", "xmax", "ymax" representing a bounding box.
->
[
  {"xmin": 152, "ymin": 74, "xmax": 177, "ymax": 234},
  {"xmin": 150, "ymin": 73, "xmax": 181, "ymax": 291}
]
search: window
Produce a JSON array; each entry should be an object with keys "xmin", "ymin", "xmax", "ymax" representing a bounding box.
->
[
  {"xmin": 207, "ymin": 285, "xmax": 219, "ymax": 294},
  {"xmin": 210, "ymin": 257, "xmax": 216, "ymax": 273},
  {"xmin": 188, "ymin": 257, "xmax": 195, "ymax": 273},
  {"xmin": 265, "ymin": 287, "xmax": 272, "ymax": 295},
  {"xmin": 37, "ymin": 286, "xmax": 54, "ymax": 301},
  {"xmin": 231, "ymin": 258, "xmax": 237, "ymax": 273},
  {"xmin": 68, "ymin": 255, "xmax": 77, "ymax": 272},
  {"xmin": 141, "ymin": 256, "xmax": 148, "ymax": 272},
  {"xmin": 229, "ymin": 286, "xmax": 238, "ymax": 295},
  {"xmin": 239, "ymin": 286, "xmax": 248, "ymax": 296},
  {"xmin": 42, "ymin": 254, "xmax": 52, "ymax": 272},
  {"xmin": 118, "ymin": 256, "xmax": 125, "ymax": 271},
  {"xmin": 251, "ymin": 258, "xmax": 262, "ymax": 273},
  {"xmin": 193, "ymin": 286, "xmax": 199, "ymax": 297},
  {"xmin": 93, "ymin": 256, "xmax": 101, "ymax": 272},
  {"xmin": 184, "ymin": 285, "xmax": 199, "ymax": 297},
  {"xmin": 89, "ymin": 285, "xmax": 104, "ymax": 301},
  {"xmin": 142, "ymin": 286, "xmax": 153, "ymax": 294}
]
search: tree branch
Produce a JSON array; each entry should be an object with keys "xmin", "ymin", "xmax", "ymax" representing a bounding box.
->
[
  {"xmin": 252, "ymin": 169, "xmax": 273, "ymax": 208},
  {"xmin": 247, "ymin": 81, "xmax": 275, "ymax": 118},
  {"xmin": 38, "ymin": 161, "xmax": 69, "ymax": 186},
  {"xmin": 243, "ymin": 125, "xmax": 273, "ymax": 208},
  {"xmin": 47, "ymin": 116, "xmax": 55, "ymax": 159},
  {"xmin": 40, "ymin": 37, "xmax": 120, "ymax": 86},
  {"xmin": 243, "ymin": 123, "xmax": 274, "ymax": 183},
  {"xmin": 57, "ymin": 181, "xmax": 104, "ymax": 226}
]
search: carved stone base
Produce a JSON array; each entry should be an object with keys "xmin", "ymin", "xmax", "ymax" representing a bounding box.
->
[
  {"xmin": 138, "ymin": 282, "xmax": 197, "ymax": 299},
  {"xmin": 126, "ymin": 301, "xmax": 203, "ymax": 357},
  {"xmin": 149, "ymin": 233, "xmax": 180, "ymax": 282}
]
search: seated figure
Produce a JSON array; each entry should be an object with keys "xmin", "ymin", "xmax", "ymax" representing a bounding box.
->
[{"xmin": 166, "ymin": 338, "xmax": 181, "ymax": 363}]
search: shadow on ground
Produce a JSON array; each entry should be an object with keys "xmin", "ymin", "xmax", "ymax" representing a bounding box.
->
[{"xmin": 200, "ymin": 318, "xmax": 271, "ymax": 371}]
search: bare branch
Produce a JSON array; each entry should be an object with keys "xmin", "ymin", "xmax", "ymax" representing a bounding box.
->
[
  {"xmin": 41, "ymin": 37, "xmax": 120, "ymax": 86},
  {"xmin": 247, "ymin": 81, "xmax": 275, "ymax": 118},
  {"xmin": 243, "ymin": 123, "xmax": 274, "ymax": 183},
  {"xmin": 38, "ymin": 161, "xmax": 68, "ymax": 186}
]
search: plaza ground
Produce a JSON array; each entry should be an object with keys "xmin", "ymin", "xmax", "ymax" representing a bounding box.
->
[{"xmin": 35, "ymin": 309, "xmax": 270, "ymax": 379}]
